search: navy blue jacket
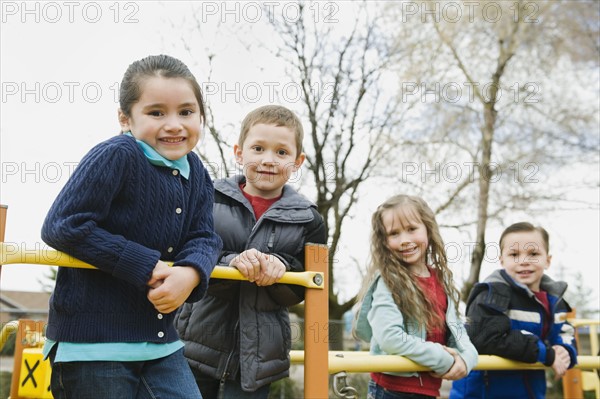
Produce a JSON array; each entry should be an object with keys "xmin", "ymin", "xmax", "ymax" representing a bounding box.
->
[
  {"xmin": 450, "ymin": 269, "xmax": 577, "ymax": 399},
  {"xmin": 42, "ymin": 134, "xmax": 222, "ymax": 343}
]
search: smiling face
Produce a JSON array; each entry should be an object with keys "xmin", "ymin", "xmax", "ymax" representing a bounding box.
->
[
  {"xmin": 382, "ymin": 205, "xmax": 429, "ymax": 273},
  {"xmin": 118, "ymin": 76, "xmax": 201, "ymax": 160},
  {"xmin": 234, "ymin": 123, "xmax": 305, "ymax": 199},
  {"xmin": 500, "ymin": 230, "xmax": 552, "ymax": 292}
]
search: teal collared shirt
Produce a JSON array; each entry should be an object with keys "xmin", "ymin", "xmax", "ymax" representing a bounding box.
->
[
  {"xmin": 42, "ymin": 339, "xmax": 183, "ymax": 362},
  {"xmin": 124, "ymin": 132, "xmax": 190, "ymax": 179}
]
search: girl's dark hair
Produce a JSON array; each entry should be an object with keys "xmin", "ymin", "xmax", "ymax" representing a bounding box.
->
[
  {"xmin": 499, "ymin": 222, "xmax": 550, "ymax": 253},
  {"xmin": 119, "ymin": 54, "xmax": 205, "ymax": 123}
]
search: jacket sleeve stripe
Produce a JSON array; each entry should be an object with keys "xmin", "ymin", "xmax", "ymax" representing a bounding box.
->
[{"xmin": 507, "ymin": 309, "xmax": 541, "ymax": 323}]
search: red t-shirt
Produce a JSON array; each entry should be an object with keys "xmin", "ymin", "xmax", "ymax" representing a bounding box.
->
[
  {"xmin": 371, "ymin": 268, "xmax": 448, "ymax": 397},
  {"xmin": 240, "ymin": 184, "xmax": 281, "ymax": 220},
  {"xmin": 533, "ymin": 290, "xmax": 551, "ymax": 339}
]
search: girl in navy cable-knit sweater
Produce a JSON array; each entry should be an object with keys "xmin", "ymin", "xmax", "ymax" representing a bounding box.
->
[{"xmin": 41, "ymin": 54, "xmax": 222, "ymax": 399}]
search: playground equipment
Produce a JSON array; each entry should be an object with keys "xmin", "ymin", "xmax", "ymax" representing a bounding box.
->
[{"xmin": 1, "ymin": 204, "xmax": 599, "ymax": 398}]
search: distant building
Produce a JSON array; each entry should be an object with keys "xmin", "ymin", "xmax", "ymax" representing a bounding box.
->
[{"xmin": 0, "ymin": 291, "xmax": 50, "ymax": 325}]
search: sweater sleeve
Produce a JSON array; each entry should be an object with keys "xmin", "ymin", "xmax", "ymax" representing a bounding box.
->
[
  {"xmin": 465, "ymin": 284, "xmax": 541, "ymax": 363},
  {"xmin": 173, "ymin": 166, "xmax": 223, "ymax": 302},
  {"xmin": 41, "ymin": 140, "xmax": 160, "ymax": 289},
  {"xmin": 265, "ymin": 207, "xmax": 327, "ymax": 306}
]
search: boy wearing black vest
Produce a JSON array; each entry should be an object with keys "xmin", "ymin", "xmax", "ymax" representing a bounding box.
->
[{"xmin": 176, "ymin": 105, "xmax": 327, "ymax": 398}]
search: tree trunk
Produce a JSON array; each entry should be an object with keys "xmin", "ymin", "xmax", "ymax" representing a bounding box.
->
[
  {"xmin": 328, "ymin": 302, "xmax": 347, "ymax": 351},
  {"xmin": 463, "ymin": 102, "xmax": 496, "ymax": 300}
]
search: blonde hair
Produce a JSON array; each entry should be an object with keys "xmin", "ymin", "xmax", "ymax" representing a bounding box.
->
[
  {"xmin": 238, "ymin": 105, "xmax": 304, "ymax": 157},
  {"xmin": 356, "ymin": 195, "xmax": 460, "ymax": 330}
]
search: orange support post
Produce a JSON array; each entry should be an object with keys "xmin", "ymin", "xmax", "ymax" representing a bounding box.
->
[
  {"xmin": 563, "ymin": 309, "xmax": 584, "ymax": 399},
  {"xmin": 9, "ymin": 319, "xmax": 46, "ymax": 399},
  {"xmin": 303, "ymin": 244, "xmax": 328, "ymax": 399},
  {"xmin": 0, "ymin": 204, "xmax": 7, "ymax": 280}
]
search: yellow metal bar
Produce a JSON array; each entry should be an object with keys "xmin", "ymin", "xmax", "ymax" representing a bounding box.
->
[
  {"xmin": 590, "ymin": 324, "xmax": 598, "ymax": 357},
  {"xmin": 0, "ymin": 243, "xmax": 324, "ymax": 289},
  {"xmin": 570, "ymin": 318, "xmax": 600, "ymax": 327},
  {"xmin": 303, "ymin": 244, "xmax": 329, "ymax": 399},
  {"xmin": 290, "ymin": 351, "xmax": 600, "ymax": 373},
  {"xmin": 0, "ymin": 320, "xmax": 18, "ymax": 352}
]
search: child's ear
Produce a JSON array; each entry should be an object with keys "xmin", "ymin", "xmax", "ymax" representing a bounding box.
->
[
  {"xmin": 293, "ymin": 152, "xmax": 306, "ymax": 170},
  {"xmin": 118, "ymin": 109, "xmax": 131, "ymax": 132},
  {"xmin": 546, "ymin": 254, "xmax": 552, "ymax": 269},
  {"xmin": 233, "ymin": 144, "xmax": 243, "ymax": 165}
]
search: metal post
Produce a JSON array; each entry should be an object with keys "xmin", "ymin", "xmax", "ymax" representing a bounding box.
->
[
  {"xmin": 563, "ymin": 309, "xmax": 584, "ymax": 399},
  {"xmin": 10, "ymin": 319, "xmax": 43, "ymax": 399},
  {"xmin": 303, "ymin": 244, "xmax": 328, "ymax": 399},
  {"xmin": 0, "ymin": 204, "xmax": 7, "ymax": 281}
]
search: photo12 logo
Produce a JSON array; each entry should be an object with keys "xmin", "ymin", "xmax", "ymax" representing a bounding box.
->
[
  {"xmin": 2, "ymin": 162, "xmax": 79, "ymax": 184},
  {"xmin": 1, "ymin": 1, "xmax": 139, "ymax": 24},
  {"xmin": 2, "ymin": 82, "xmax": 122, "ymax": 104},
  {"xmin": 199, "ymin": 1, "xmax": 339, "ymax": 24},
  {"xmin": 201, "ymin": 81, "xmax": 337, "ymax": 104},
  {"xmin": 401, "ymin": 81, "xmax": 541, "ymax": 104},
  {"xmin": 400, "ymin": 162, "xmax": 540, "ymax": 184},
  {"xmin": 400, "ymin": 1, "xmax": 540, "ymax": 24}
]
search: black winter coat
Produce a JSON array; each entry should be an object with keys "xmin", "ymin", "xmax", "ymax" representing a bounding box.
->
[{"xmin": 175, "ymin": 176, "xmax": 326, "ymax": 392}]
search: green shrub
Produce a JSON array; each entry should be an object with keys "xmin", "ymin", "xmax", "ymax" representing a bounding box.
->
[
  {"xmin": 268, "ymin": 377, "xmax": 302, "ymax": 398},
  {"xmin": 0, "ymin": 371, "xmax": 11, "ymax": 399}
]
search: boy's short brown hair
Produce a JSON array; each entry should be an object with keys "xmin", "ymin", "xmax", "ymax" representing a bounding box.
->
[
  {"xmin": 499, "ymin": 222, "xmax": 550, "ymax": 253},
  {"xmin": 239, "ymin": 105, "xmax": 304, "ymax": 157}
]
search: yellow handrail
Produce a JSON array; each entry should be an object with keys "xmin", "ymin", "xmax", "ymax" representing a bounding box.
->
[
  {"xmin": 0, "ymin": 241, "xmax": 330, "ymax": 399},
  {"xmin": 1, "ymin": 231, "xmax": 597, "ymax": 398},
  {"xmin": 0, "ymin": 320, "xmax": 18, "ymax": 352},
  {"xmin": 0, "ymin": 243, "xmax": 324, "ymax": 289},
  {"xmin": 569, "ymin": 319, "xmax": 600, "ymax": 327},
  {"xmin": 289, "ymin": 351, "xmax": 600, "ymax": 373}
]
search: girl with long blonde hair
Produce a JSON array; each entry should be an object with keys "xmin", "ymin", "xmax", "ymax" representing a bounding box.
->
[{"xmin": 354, "ymin": 195, "xmax": 477, "ymax": 399}]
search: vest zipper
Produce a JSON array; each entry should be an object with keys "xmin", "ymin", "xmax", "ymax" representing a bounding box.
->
[
  {"xmin": 484, "ymin": 370, "xmax": 489, "ymax": 389},
  {"xmin": 219, "ymin": 320, "xmax": 239, "ymax": 398},
  {"xmin": 267, "ymin": 227, "xmax": 275, "ymax": 251}
]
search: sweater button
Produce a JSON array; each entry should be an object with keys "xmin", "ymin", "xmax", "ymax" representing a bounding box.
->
[
  {"xmin": 157, "ymin": 313, "xmax": 163, "ymax": 320},
  {"xmin": 158, "ymin": 331, "xmax": 164, "ymax": 338},
  {"xmin": 175, "ymin": 208, "xmax": 182, "ymax": 214},
  {"xmin": 167, "ymin": 247, "xmax": 173, "ymax": 253},
  {"xmin": 172, "ymin": 169, "xmax": 179, "ymax": 176}
]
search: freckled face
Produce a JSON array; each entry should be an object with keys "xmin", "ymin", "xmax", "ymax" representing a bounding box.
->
[{"xmin": 118, "ymin": 76, "xmax": 201, "ymax": 160}]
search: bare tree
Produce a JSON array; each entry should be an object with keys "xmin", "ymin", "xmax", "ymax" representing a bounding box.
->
[
  {"xmin": 167, "ymin": 2, "xmax": 420, "ymax": 348},
  {"xmin": 168, "ymin": 2, "xmax": 598, "ymax": 350},
  {"xmin": 263, "ymin": 3, "xmax": 418, "ymax": 348},
  {"xmin": 386, "ymin": 0, "xmax": 599, "ymax": 298}
]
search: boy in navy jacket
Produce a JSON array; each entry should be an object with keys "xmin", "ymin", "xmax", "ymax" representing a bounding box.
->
[{"xmin": 450, "ymin": 222, "xmax": 577, "ymax": 399}]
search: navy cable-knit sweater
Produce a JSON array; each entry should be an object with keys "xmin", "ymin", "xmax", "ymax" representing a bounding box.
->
[{"xmin": 41, "ymin": 134, "xmax": 222, "ymax": 343}]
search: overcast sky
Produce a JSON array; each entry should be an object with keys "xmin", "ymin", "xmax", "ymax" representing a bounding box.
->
[{"xmin": 1, "ymin": 2, "xmax": 598, "ymax": 312}]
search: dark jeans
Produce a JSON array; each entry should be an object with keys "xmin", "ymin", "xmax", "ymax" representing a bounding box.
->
[
  {"xmin": 192, "ymin": 368, "xmax": 270, "ymax": 399},
  {"xmin": 49, "ymin": 347, "xmax": 202, "ymax": 398},
  {"xmin": 368, "ymin": 380, "xmax": 436, "ymax": 399}
]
